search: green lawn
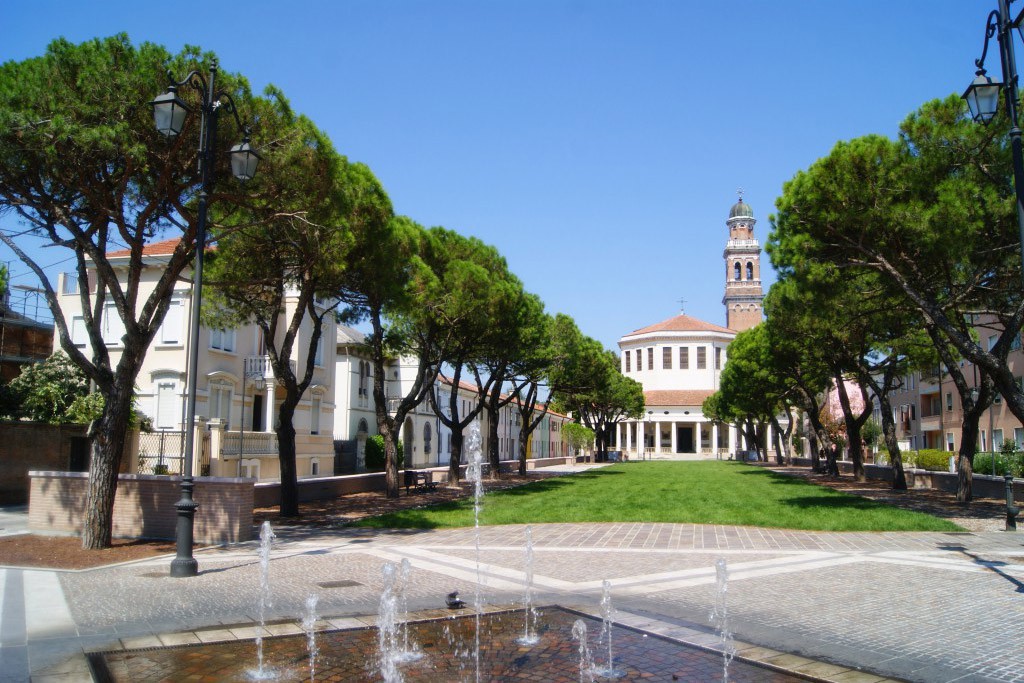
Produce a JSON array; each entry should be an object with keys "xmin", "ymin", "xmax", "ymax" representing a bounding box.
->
[{"xmin": 353, "ymin": 461, "xmax": 963, "ymax": 532}]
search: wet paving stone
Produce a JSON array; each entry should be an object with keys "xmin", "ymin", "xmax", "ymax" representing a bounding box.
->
[{"xmin": 91, "ymin": 607, "xmax": 808, "ymax": 682}]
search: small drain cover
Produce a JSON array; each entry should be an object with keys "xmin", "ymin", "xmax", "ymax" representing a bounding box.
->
[{"xmin": 318, "ymin": 580, "xmax": 362, "ymax": 588}]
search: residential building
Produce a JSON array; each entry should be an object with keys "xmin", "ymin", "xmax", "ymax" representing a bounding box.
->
[{"xmin": 55, "ymin": 238, "xmax": 336, "ymax": 480}]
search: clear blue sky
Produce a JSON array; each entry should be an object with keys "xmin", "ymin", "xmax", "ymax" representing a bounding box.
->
[{"xmin": 0, "ymin": 1, "xmax": 990, "ymax": 351}]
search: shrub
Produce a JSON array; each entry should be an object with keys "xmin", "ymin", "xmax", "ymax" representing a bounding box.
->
[
  {"xmin": 913, "ymin": 449, "xmax": 950, "ymax": 472},
  {"xmin": 365, "ymin": 434, "xmax": 404, "ymax": 471}
]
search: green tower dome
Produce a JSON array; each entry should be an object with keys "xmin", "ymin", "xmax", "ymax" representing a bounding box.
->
[{"xmin": 729, "ymin": 198, "xmax": 753, "ymax": 219}]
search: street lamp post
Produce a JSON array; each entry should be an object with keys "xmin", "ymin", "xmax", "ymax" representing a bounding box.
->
[
  {"xmin": 964, "ymin": 0, "xmax": 1024, "ymax": 285},
  {"xmin": 151, "ymin": 62, "xmax": 260, "ymax": 578}
]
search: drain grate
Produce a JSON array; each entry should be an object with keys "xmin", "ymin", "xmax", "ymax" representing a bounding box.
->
[{"xmin": 318, "ymin": 579, "xmax": 362, "ymax": 589}]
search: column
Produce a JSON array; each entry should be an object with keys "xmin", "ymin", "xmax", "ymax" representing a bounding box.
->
[
  {"xmin": 729, "ymin": 424, "xmax": 737, "ymax": 455},
  {"xmin": 264, "ymin": 388, "xmax": 276, "ymax": 433},
  {"xmin": 712, "ymin": 423, "xmax": 719, "ymax": 459},
  {"xmin": 208, "ymin": 419, "xmax": 225, "ymax": 476},
  {"xmin": 638, "ymin": 421, "xmax": 645, "ymax": 459},
  {"xmin": 670, "ymin": 421, "xmax": 677, "ymax": 454},
  {"xmin": 654, "ymin": 420, "xmax": 662, "ymax": 454},
  {"xmin": 192, "ymin": 416, "xmax": 208, "ymax": 477}
]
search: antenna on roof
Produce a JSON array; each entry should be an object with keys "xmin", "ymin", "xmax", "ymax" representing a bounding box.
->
[{"xmin": 678, "ymin": 297, "xmax": 686, "ymax": 314}]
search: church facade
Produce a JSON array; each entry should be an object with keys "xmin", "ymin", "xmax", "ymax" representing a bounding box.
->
[{"xmin": 614, "ymin": 196, "xmax": 763, "ymax": 458}]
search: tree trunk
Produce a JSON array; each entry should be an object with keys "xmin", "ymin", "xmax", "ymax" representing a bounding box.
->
[
  {"xmin": 81, "ymin": 384, "xmax": 133, "ymax": 549},
  {"xmin": 518, "ymin": 431, "xmax": 529, "ymax": 476},
  {"xmin": 276, "ymin": 400, "xmax": 299, "ymax": 518},
  {"xmin": 448, "ymin": 427, "xmax": 464, "ymax": 484},
  {"xmin": 878, "ymin": 395, "xmax": 907, "ymax": 490},
  {"xmin": 957, "ymin": 419, "xmax": 979, "ymax": 503},
  {"xmin": 487, "ymin": 404, "xmax": 501, "ymax": 479}
]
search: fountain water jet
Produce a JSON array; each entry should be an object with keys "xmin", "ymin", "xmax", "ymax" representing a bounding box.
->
[
  {"xmin": 572, "ymin": 618, "xmax": 596, "ymax": 683},
  {"xmin": 466, "ymin": 420, "xmax": 485, "ymax": 682},
  {"xmin": 517, "ymin": 524, "xmax": 539, "ymax": 646},
  {"xmin": 377, "ymin": 560, "xmax": 423, "ymax": 681},
  {"xmin": 710, "ymin": 557, "xmax": 737, "ymax": 682},
  {"xmin": 251, "ymin": 520, "xmax": 276, "ymax": 680},
  {"xmin": 301, "ymin": 593, "xmax": 319, "ymax": 683},
  {"xmin": 594, "ymin": 579, "xmax": 624, "ymax": 678}
]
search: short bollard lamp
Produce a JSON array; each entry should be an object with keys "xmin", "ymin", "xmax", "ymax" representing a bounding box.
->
[
  {"xmin": 151, "ymin": 62, "xmax": 260, "ymax": 578},
  {"xmin": 1005, "ymin": 473, "xmax": 1019, "ymax": 531}
]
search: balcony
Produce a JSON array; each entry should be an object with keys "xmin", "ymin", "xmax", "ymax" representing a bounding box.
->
[
  {"xmin": 244, "ymin": 355, "xmax": 296, "ymax": 384},
  {"xmin": 920, "ymin": 414, "xmax": 941, "ymax": 432}
]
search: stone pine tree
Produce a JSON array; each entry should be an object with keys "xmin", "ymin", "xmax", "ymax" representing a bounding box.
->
[
  {"xmin": 0, "ymin": 36, "xmax": 282, "ymax": 548},
  {"xmin": 770, "ymin": 97, "xmax": 1016, "ymax": 499},
  {"xmin": 203, "ymin": 114, "xmax": 361, "ymax": 518}
]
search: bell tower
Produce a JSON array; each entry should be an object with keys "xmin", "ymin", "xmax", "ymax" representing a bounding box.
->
[{"xmin": 722, "ymin": 191, "xmax": 764, "ymax": 331}]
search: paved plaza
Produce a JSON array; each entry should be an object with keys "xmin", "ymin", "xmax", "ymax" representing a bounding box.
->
[{"xmin": 2, "ymin": 481, "xmax": 1024, "ymax": 681}]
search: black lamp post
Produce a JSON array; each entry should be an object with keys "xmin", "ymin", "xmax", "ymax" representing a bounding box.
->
[
  {"xmin": 151, "ymin": 62, "xmax": 261, "ymax": 578},
  {"xmin": 963, "ymin": 0, "xmax": 1024, "ymax": 285}
]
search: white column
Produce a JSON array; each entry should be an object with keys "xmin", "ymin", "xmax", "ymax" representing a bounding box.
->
[
  {"xmin": 729, "ymin": 424, "xmax": 737, "ymax": 455},
  {"xmin": 654, "ymin": 421, "xmax": 662, "ymax": 454},
  {"xmin": 670, "ymin": 421, "xmax": 677, "ymax": 454},
  {"xmin": 712, "ymin": 423, "xmax": 719, "ymax": 458},
  {"xmin": 638, "ymin": 421, "xmax": 645, "ymax": 458},
  {"xmin": 265, "ymin": 388, "xmax": 276, "ymax": 433}
]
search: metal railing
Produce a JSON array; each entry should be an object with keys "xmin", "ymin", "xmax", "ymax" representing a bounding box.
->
[
  {"xmin": 222, "ymin": 430, "xmax": 278, "ymax": 456},
  {"xmin": 137, "ymin": 430, "xmax": 186, "ymax": 475}
]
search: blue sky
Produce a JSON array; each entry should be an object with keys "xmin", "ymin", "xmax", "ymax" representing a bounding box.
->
[{"xmin": 0, "ymin": 1, "xmax": 991, "ymax": 351}]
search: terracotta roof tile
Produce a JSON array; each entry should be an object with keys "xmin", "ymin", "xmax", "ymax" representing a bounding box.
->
[
  {"xmin": 643, "ymin": 389, "xmax": 714, "ymax": 407},
  {"xmin": 106, "ymin": 237, "xmax": 183, "ymax": 258},
  {"xmin": 624, "ymin": 314, "xmax": 734, "ymax": 337}
]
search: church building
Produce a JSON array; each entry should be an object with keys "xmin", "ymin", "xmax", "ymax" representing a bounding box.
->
[{"xmin": 614, "ymin": 195, "xmax": 763, "ymax": 458}]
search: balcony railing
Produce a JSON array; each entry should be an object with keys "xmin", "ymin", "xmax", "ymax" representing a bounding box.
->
[
  {"xmin": 244, "ymin": 355, "xmax": 296, "ymax": 383},
  {"xmin": 221, "ymin": 431, "xmax": 278, "ymax": 456}
]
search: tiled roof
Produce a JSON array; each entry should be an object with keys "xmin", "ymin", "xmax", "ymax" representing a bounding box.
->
[
  {"xmin": 625, "ymin": 314, "xmax": 733, "ymax": 337},
  {"xmin": 336, "ymin": 325, "xmax": 367, "ymax": 345},
  {"xmin": 106, "ymin": 237, "xmax": 184, "ymax": 258},
  {"xmin": 643, "ymin": 389, "xmax": 714, "ymax": 407}
]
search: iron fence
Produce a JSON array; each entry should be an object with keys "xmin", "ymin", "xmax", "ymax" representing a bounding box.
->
[{"xmin": 137, "ymin": 430, "xmax": 186, "ymax": 475}]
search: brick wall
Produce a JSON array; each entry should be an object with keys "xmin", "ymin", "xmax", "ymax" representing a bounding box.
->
[
  {"xmin": 28, "ymin": 472, "xmax": 253, "ymax": 543},
  {"xmin": 1, "ymin": 423, "xmax": 88, "ymax": 504}
]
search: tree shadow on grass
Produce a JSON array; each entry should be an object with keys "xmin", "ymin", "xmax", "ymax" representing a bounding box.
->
[{"xmin": 781, "ymin": 495, "xmax": 899, "ymax": 512}]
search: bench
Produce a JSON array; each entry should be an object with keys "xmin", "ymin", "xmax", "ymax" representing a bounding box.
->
[{"xmin": 403, "ymin": 469, "xmax": 438, "ymax": 493}]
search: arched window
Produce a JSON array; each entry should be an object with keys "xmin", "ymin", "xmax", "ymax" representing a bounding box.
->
[
  {"xmin": 358, "ymin": 361, "xmax": 368, "ymax": 397},
  {"xmin": 357, "ymin": 418, "xmax": 369, "ymax": 436},
  {"xmin": 733, "ymin": 262, "xmax": 741, "ymax": 280},
  {"xmin": 746, "ymin": 261, "xmax": 754, "ymax": 280},
  {"xmin": 424, "ymin": 422, "xmax": 432, "ymax": 455}
]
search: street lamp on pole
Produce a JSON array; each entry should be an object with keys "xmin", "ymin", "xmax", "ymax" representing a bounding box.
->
[
  {"xmin": 963, "ymin": 0, "xmax": 1024, "ymax": 287},
  {"xmin": 151, "ymin": 62, "xmax": 261, "ymax": 578}
]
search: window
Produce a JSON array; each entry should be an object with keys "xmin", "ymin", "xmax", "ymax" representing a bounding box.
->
[
  {"xmin": 679, "ymin": 347, "xmax": 689, "ymax": 369},
  {"xmin": 733, "ymin": 262, "xmax": 740, "ymax": 280},
  {"xmin": 697, "ymin": 347, "xmax": 706, "ymax": 369},
  {"xmin": 210, "ymin": 328, "xmax": 236, "ymax": 352},
  {"xmin": 746, "ymin": 262, "xmax": 754, "ymax": 280},
  {"xmin": 71, "ymin": 315, "xmax": 87, "ymax": 347},
  {"xmin": 994, "ymin": 429, "xmax": 1004, "ymax": 449},
  {"xmin": 625, "ymin": 353, "xmax": 631, "ymax": 372},
  {"xmin": 310, "ymin": 459, "xmax": 319, "ymax": 476},
  {"xmin": 155, "ymin": 381, "xmax": 179, "ymax": 430},
  {"xmin": 160, "ymin": 297, "xmax": 183, "ymax": 344},
  {"xmin": 102, "ymin": 304, "xmax": 125, "ymax": 346},
  {"xmin": 310, "ymin": 395, "xmax": 321, "ymax": 435},
  {"xmin": 358, "ymin": 361, "xmax": 369, "ymax": 397},
  {"xmin": 313, "ymin": 337, "xmax": 323, "ymax": 366},
  {"xmin": 946, "ymin": 432, "xmax": 955, "ymax": 452},
  {"xmin": 715, "ymin": 347, "xmax": 722, "ymax": 370},
  {"xmin": 636, "ymin": 350, "xmax": 642, "ymax": 370},
  {"xmin": 209, "ymin": 381, "xmax": 232, "ymax": 427},
  {"xmin": 662, "ymin": 347, "xmax": 672, "ymax": 369},
  {"xmin": 1016, "ymin": 427, "xmax": 1024, "ymax": 449},
  {"xmin": 946, "ymin": 392, "xmax": 953, "ymax": 412},
  {"xmin": 648, "ymin": 348, "xmax": 654, "ymax": 370},
  {"xmin": 910, "ymin": 404, "xmax": 916, "ymax": 421},
  {"xmin": 989, "ymin": 334, "xmax": 998, "ymax": 352},
  {"xmin": 982, "ymin": 430, "xmax": 987, "ymax": 451},
  {"xmin": 424, "ymin": 422, "xmax": 432, "ymax": 455}
]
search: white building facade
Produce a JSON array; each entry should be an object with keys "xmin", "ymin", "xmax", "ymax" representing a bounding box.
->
[{"xmin": 57, "ymin": 238, "xmax": 337, "ymax": 481}]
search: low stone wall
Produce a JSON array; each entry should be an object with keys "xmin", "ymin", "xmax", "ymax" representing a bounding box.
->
[
  {"xmin": 27, "ymin": 471, "xmax": 254, "ymax": 544},
  {"xmin": 788, "ymin": 457, "xmax": 1022, "ymax": 500},
  {"xmin": 253, "ymin": 458, "xmax": 572, "ymax": 508}
]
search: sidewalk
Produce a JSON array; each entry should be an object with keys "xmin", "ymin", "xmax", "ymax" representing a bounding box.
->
[{"xmin": 3, "ymin": 466, "xmax": 1024, "ymax": 682}]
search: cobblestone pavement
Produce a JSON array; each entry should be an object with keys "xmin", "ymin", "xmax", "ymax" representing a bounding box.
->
[{"xmin": 1, "ymin": 521, "xmax": 1022, "ymax": 682}]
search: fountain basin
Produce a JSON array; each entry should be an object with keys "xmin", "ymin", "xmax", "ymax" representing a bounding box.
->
[{"xmin": 88, "ymin": 606, "xmax": 815, "ymax": 682}]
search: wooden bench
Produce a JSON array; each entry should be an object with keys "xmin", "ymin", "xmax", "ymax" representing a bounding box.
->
[{"xmin": 403, "ymin": 469, "xmax": 438, "ymax": 493}]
